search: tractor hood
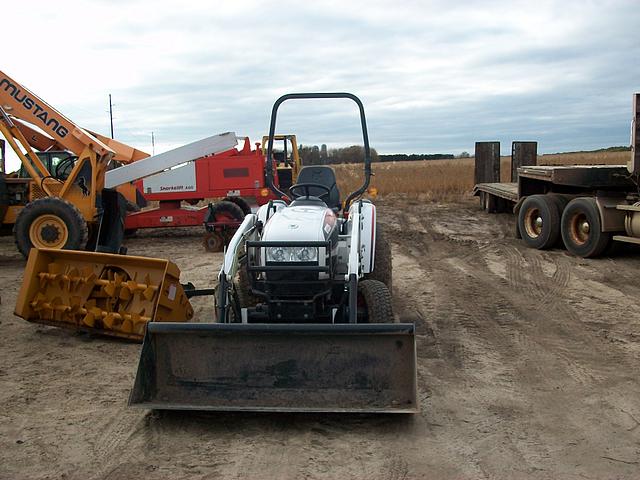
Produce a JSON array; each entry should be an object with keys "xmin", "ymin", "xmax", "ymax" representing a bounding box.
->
[{"xmin": 263, "ymin": 205, "xmax": 337, "ymax": 242}]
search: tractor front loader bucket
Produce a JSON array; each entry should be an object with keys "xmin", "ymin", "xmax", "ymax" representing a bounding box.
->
[
  {"xmin": 129, "ymin": 322, "xmax": 418, "ymax": 413},
  {"xmin": 14, "ymin": 248, "xmax": 194, "ymax": 341}
]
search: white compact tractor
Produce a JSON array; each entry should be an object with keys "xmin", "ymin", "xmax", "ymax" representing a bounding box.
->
[{"xmin": 129, "ymin": 93, "xmax": 417, "ymax": 413}]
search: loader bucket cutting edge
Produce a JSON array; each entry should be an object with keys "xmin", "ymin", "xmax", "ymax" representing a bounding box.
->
[{"xmin": 129, "ymin": 322, "xmax": 418, "ymax": 413}]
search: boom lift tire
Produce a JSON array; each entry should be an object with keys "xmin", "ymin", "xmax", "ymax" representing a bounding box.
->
[
  {"xmin": 561, "ymin": 197, "xmax": 611, "ymax": 258},
  {"xmin": 224, "ymin": 197, "xmax": 252, "ymax": 216},
  {"xmin": 358, "ymin": 279, "xmax": 395, "ymax": 323},
  {"xmin": 204, "ymin": 201, "xmax": 246, "ymax": 252},
  {"xmin": 518, "ymin": 194, "xmax": 560, "ymax": 250},
  {"xmin": 14, "ymin": 197, "xmax": 88, "ymax": 258},
  {"xmin": 364, "ymin": 225, "xmax": 392, "ymax": 291}
]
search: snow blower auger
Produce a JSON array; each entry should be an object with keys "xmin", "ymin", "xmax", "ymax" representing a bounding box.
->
[
  {"xmin": 14, "ymin": 248, "xmax": 193, "ymax": 340},
  {"xmin": 128, "ymin": 93, "xmax": 418, "ymax": 413}
]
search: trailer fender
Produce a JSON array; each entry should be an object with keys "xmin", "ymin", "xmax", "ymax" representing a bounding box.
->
[{"xmin": 595, "ymin": 196, "xmax": 626, "ymax": 232}]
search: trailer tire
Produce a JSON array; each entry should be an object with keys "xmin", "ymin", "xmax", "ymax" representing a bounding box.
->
[
  {"xmin": 224, "ymin": 197, "xmax": 252, "ymax": 216},
  {"xmin": 358, "ymin": 279, "xmax": 395, "ymax": 324},
  {"xmin": 561, "ymin": 197, "xmax": 610, "ymax": 258},
  {"xmin": 518, "ymin": 194, "xmax": 560, "ymax": 250},
  {"xmin": 364, "ymin": 225, "xmax": 392, "ymax": 291},
  {"xmin": 14, "ymin": 197, "xmax": 88, "ymax": 258}
]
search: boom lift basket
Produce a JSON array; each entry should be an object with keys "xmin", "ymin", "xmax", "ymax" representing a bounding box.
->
[
  {"xmin": 129, "ymin": 322, "xmax": 418, "ymax": 413},
  {"xmin": 14, "ymin": 249, "xmax": 193, "ymax": 340}
]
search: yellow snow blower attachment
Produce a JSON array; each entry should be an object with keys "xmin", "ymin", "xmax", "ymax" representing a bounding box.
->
[{"xmin": 14, "ymin": 248, "xmax": 193, "ymax": 341}]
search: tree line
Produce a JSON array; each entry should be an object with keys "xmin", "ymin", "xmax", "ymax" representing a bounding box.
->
[{"xmin": 298, "ymin": 144, "xmax": 454, "ymax": 165}]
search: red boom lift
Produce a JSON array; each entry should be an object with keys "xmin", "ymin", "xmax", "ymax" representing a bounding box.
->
[{"xmin": 125, "ymin": 135, "xmax": 301, "ymax": 250}]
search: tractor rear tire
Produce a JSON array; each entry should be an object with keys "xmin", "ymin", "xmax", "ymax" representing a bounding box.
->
[
  {"xmin": 518, "ymin": 194, "xmax": 560, "ymax": 250},
  {"xmin": 364, "ymin": 225, "xmax": 392, "ymax": 291},
  {"xmin": 358, "ymin": 279, "xmax": 395, "ymax": 323},
  {"xmin": 561, "ymin": 197, "xmax": 610, "ymax": 258},
  {"xmin": 14, "ymin": 197, "xmax": 88, "ymax": 258}
]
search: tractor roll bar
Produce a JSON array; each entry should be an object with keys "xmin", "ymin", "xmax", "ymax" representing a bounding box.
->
[{"xmin": 265, "ymin": 93, "xmax": 372, "ymax": 211}]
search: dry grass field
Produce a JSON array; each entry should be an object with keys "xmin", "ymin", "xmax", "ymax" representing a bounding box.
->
[{"xmin": 334, "ymin": 150, "xmax": 630, "ymax": 200}]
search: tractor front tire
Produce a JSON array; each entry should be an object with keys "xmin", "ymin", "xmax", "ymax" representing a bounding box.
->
[
  {"xmin": 364, "ymin": 225, "xmax": 392, "ymax": 291},
  {"xmin": 358, "ymin": 279, "xmax": 395, "ymax": 324},
  {"xmin": 14, "ymin": 197, "xmax": 88, "ymax": 258},
  {"xmin": 235, "ymin": 267, "xmax": 258, "ymax": 308}
]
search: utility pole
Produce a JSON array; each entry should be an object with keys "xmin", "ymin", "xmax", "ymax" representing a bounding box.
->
[
  {"xmin": 109, "ymin": 94, "xmax": 114, "ymax": 139},
  {"xmin": 151, "ymin": 132, "xmax": 155, "ymax": 155}
]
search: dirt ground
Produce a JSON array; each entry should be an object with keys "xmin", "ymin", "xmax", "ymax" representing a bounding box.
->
[{"xmin": 1, "ymin": 196, "xmax": 639, "ymax": 480}]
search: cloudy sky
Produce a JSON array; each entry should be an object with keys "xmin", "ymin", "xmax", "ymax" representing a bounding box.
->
[{"xmin": 3, "ymin": 0, "xmax": 639, "ymax": 168}]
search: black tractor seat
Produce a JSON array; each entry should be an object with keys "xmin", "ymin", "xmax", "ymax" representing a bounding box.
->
[{"xmin": 291, "ymin": 166, "xmax": 341, "ymax": 211}]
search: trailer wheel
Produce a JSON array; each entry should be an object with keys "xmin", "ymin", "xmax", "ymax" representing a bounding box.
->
[
  {"xmin": 224, "ymin": 197, "xmax": 252, "ymax": 216},
  {"xmin": 518, "ymin": 194, "xmax": 560, "ymax": 249},
  {"xmin": 364, "ymin": 225, "xmax": 392, "ymax": 291},
  {"xmin": 358, "ymin": 279, "xmax": 395, "ymax": 323},
  {"xmin": 561, "ymin": 197, "xmax": 610, "ymax": 258},
  {"xmin": 14, "ymin": 197, "xmax": 88, "ymax": 258}
]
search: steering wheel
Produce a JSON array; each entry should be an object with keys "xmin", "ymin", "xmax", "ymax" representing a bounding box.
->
[
  {"xmin": 54, "ymin": 156, "xmax": 77, "ymax": 180},
  {"xmin": 289, "ymin": 182, "xmax": 332, "ymax": 200}
]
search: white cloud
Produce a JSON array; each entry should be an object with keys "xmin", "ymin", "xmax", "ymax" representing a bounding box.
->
[{"xmin": 2, "ymin": 0, "xmax": 639, "ymax": 171}]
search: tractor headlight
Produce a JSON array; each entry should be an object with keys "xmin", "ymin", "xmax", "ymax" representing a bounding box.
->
[
  {"xmin": 293, "ymin": 246, "xmax": 317, "ymax": 262},
  {"xmin": 266, "ymin": 246, "xmax": 318, "ymax": 262},
  {"xmin": 267, "ymin": 246, "xmax": 291, "ymax": 262}
]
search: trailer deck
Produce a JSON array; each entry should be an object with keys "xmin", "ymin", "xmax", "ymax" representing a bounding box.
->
[
  {"xmin": 473, "ymin": 164, "xmax": 634, "ymax": 214},
  {"xmin": 472, "ymin": 182, "xmax": 518, "ymax": 202}
]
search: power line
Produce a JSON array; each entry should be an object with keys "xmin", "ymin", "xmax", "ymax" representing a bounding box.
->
[{"xmin": 109, "ymin": 94, "xmax": 114, "ymax": 139}]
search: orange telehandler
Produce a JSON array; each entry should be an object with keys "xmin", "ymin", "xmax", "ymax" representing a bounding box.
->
[{"xmin": 0, "ymin": 69, "xmax": 153, "ymax": 257}]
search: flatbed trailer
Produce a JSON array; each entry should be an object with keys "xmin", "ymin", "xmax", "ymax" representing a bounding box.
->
[{"xmin": 471, "ymin": 94, "xmax": 640, "ymax": 258}]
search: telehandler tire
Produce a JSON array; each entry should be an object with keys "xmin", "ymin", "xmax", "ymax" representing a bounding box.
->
[
  {"xmin": 358, "ymin": 279, "xmax": 395, "ymax": 323},
  {"xmin": 364, "ymin": 225, "xmax": 392, "ymax": 291},
  {"xmin": 14, "ymin": 197, "xmax": 88, "ymax": 258}
]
